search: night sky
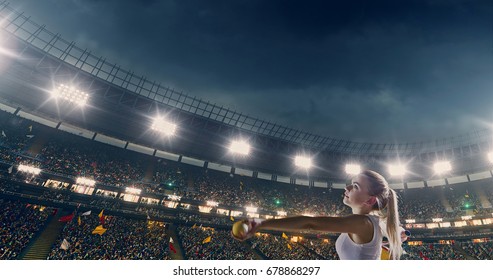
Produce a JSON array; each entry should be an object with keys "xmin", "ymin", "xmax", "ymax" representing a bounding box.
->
[{"xmin": 10, "ymin": 0, "xmax": 493, "ymax": 144}]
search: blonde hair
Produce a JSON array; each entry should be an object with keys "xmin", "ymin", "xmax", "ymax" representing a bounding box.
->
[{"xmin": 361, "ymin": 170, "xmax": 403, "ymax": 260}]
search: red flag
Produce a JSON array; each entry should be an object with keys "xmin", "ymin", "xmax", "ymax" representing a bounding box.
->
[
  {"xmin": 169, "ymin": 242, "xmax": 177, "ymax": 254},
  {"xmin": 99, "ymin": 214, "xmax": 105, "ymax": 225},
  {"xmin": 58, "ymin": 213, "xmax": 74, "ymax": 222},
  {"xmin": 419, "ymin": 251, "xmax": 430, "ymax": 260}
]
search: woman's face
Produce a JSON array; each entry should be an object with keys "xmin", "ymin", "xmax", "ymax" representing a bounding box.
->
[{"xmin": 343, "ymin": 174, "xmax": 373, "ymax": 208}]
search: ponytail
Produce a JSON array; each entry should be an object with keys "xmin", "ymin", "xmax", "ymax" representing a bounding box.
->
[
  {"xmin": 362, "ymin": 170, "xmax": 403, "ymax": 260},
  {"xmin": 385, "ymin": 188, "xmax": 403, "ymax": 260}
]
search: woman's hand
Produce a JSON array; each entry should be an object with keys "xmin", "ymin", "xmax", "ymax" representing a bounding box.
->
[{"xmin": 231, "ymin": 219, "xmax": 263, "ymax": 241}]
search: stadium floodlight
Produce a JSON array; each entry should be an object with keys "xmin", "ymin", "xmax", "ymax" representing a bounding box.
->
[
  {"xmin": 294, "ymin": 155, "xmax": 313, "ymax": 169},
  {"xmin": 433, "ymin": 161, "xmax": 451, "ymax": 174},
  {"xmin": 388, "ymin": 163, "xmax": 407, "ymax": 176},
  {"xmin": 151, "ymin": 117, "xmax": 177, "ymax": 136},
  {"xmin": 52, "ymin": 84, "xmax": 89, "ymax": 106},
  {"xmin": 488, "ymin": 152, "xmax": 493, "ymax": 163},
  {"xmin": 245, "ymin": 206, "xmax": 257, "ymax": 213},
  {"xmin": 345, "ymin": 164, "xmax": 361, "ymax": 175},
  {"xmin": 76, "ymin": 177, "xmax": 96, "ymax": 187},
  {"xmin": 229, "ymin": 140, "xmax": 250, "ymax": 155},
  {"xmin": 125, "ymin": 187, "xmax": 141, "ymax": 195},
  {"xmin": 17, "ymin": 164, "xmax": 41, "ymax": 175}
]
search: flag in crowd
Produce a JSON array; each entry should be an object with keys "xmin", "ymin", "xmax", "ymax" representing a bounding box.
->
[
  {"xmin": 60, "ymin": 239, "xmax": 70, "ymax": 250},
  {"xmin": 282, "ymin": 232, "xmax": 288, "ymax": 239},
  {"xmin": 169, "ymin": 237, "xmax": 177, "ymax": 254},
  {"xmin": 99, "ymin": 209, "xmax": 105, "ymax": 225},
  {"xmin": 58, "ymin": 213, "xmax": 74, "ymax": 222},
  {"xmin": 81, "ymin": 210, "xmax": 91, "ymax": 216},
  {"xmin": 202, "ymin": 236, "xmax": 211, "ymax": 244},
  {"xmin": 92, "ymin": 225, "xmax": 107, "ymax": 235}
]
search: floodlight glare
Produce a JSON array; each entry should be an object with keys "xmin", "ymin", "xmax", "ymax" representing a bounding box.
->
[
  {"xmin": 151, "ymin": 117, "xmax": 177, "ymax": 136},
  {"xmin": 433, "ymin": 161, "xmax": 452, "ymax": 174},
  {"xmin": 76, "ymin": 177, "xmax": 96, "ymax": 187},
  {"xmin": 345, "ymin": 164, "xmax": 361, "ymax": 175},
  {"xmin": 245, "ymin": 206, "xmax": 257, "ymax": 213},
  {"xmin": 206, "ymin": 201, "xmax": 219, "ymax": 207},
  {"xmin": 52, "ymin": 84, "xmax": 89, "ymax": 106},
  {"xmin": 488, "ymin": 152, "xmax": 493, "ymax": 163},
  {"xmin": 388, "ymin": 163, "xmax": 407, "ymax": 176},
  {"xmin": 229, "ymin": 140, "xmax": 250, "ymax": 155},
  {"xmin": 125, "ymin": 187, "xmax": 141, "ymax": 195},
  {"xmin": 168, "ymin": 194, "xmax": 181, "ymax": 201},
  {"xmin": 18, "ymin": 164, "xmax": 41, "ymax": 175},
  {"xmin": 295, "ymin": 155, "xmax": 313, "ymax": 169}
]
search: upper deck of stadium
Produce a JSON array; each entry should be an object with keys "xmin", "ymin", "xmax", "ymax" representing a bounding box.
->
[{"xmin": 1, "ymin": 2, "xmax": 492, "ymax": 182}]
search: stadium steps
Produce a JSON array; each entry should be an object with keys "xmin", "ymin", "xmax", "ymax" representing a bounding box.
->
[
  {"xmin": 438, "ymin": 188, "xmax": 453, "ymax": 212},
  {"xmin": 298, "ymin": 242, "xmax": 327, "ymax": 260},
  {"xmin": 475, "ymin": 187, "xmax": 492, "ymax": 209},
  {"xmin": 246, "ymin": 240, "xmax": 267, "ymax": 260},
  {"xmin": 167, "ymin": 224, "xmax": 185, "ymax": 260},
  {"xmin": 239, "ymin": 240, "xmax": 263, "ymax": 260},
  {"xmin": 20, "ymin": 209, "xmax": 65, "ymax": 260}
]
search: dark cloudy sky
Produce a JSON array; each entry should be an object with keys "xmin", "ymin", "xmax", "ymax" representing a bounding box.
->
[{"xmin": 11, "ymin": 0, "xmax": 493, "ymax": 143}]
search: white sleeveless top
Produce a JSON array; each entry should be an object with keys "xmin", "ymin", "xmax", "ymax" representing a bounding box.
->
[{"xmin": 335, "ymin": 215, "xmax": 382, "ymax": 260}]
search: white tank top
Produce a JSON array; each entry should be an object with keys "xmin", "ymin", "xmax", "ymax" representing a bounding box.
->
[{"xmin": 335, "ymin": 215, "xmax": 382, "ymax": 260}]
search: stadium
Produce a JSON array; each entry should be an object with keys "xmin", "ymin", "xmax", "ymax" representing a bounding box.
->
[{"xmin": 1, "ymin": 1, "xmax": 493, "ymax": 262}]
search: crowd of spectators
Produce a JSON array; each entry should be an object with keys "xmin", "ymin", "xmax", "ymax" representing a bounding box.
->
[
  {"xmin": 2, "ymin": 191, "xmax": 493, "ymax": 260},
  {"xmin": 4, "ymin": 111, "xmax": 493, "ymax": 260},
  {"xmin": 47, "ymin": 212, "xmax": 171, "ymax": 260},
  {"xmin": 398, "ymin": 188, "xmax": 452, "ymax": 220},
  {"xmin": 177, "ymin": 225, "xmax": 256, "ymax": 260},
  {"xmin": 3, "ymin": 112, "xmax": 493, "ymax": 223},
  {"xmin": 0, "ymin": 198, "xmax": 53, "ymax": 259},
  {"xmin": 459, "ymin": 241, "xmax": 493, "ymax": 260},
  {"xmin": 301, "ymin": 238, "xmax": 339, "ymax": 260},
  {"xmin": 400, "ymin": 243, "xmax": 466, "ymax": 260},
  {"xmin": 249, "ymin": 233, "xmax": 322, "ymax": 260}
]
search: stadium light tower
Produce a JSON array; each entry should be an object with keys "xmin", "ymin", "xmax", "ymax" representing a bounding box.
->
[
  {"xmin": 388, "ymin": 163, "xmax": 407, "ymax": 177},
  {"xmin": 433, "ymin": 161, "xmax": 451, "ymax": 174},
  {"xmin": 294, "ymin": 155, "xmax": 313, "ymax": 169},
  {"xmin": 229, "ymin": 140, "xmax": 251, "ymax": 156},
  {"xmin": 345, "ymin": 164, "xmax": 361, "ymax": 175},
  {"xmin": 52, "ymin": 84, "xmax": 89, "ymax": 106},
  {"xmin": 151, "ymin": 116, "xmax": 177, "ymax": 136}
]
